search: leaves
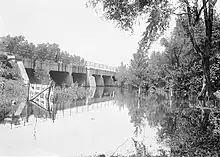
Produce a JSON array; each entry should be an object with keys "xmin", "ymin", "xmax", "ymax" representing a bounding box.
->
[{"xmin": 129, "ymin": 49, "xmax": 149, "ymax": 88}]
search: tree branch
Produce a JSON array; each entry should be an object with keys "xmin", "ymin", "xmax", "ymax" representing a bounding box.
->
[
  {"xmin": 184, "ymin": 0, "xmax": 204, "ymax": 57},
  {"xmin": 172, "ymin": 12, "xmax": 188, "ymax": 16},
  {"xmin": 194, "ymin": 0, "xmax": 210, "ymax": 25}
]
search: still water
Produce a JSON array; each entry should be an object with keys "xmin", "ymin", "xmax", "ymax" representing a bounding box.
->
[{"xmin": 0, "ymin": 87, "xmax": 165, "ymax": 156}]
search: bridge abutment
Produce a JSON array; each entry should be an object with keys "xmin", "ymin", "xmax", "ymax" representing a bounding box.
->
[{"xmin": 86, "ymin": 69, "xmax": 96, "ymax": 87}]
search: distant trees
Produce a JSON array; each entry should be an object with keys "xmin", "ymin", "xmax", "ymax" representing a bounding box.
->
[
  {"xmin": 0, "ymin": 35, "xmax": 85, "ymax": 66},
  {"xmin": 129, "ymin": 49, "xmax": 149, "ymax": 95},
  {"xmin": 115, "ymin": 62, "xmax": 129, "ymax": 87},
  {"xmin": 115, "ymin": 50, "xmax": 150, "ymax": 94}
]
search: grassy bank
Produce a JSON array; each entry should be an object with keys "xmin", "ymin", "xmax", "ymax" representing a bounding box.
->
[{"xmin": 0, "ymin": 54, "xmax": 27, "ymax": 121}]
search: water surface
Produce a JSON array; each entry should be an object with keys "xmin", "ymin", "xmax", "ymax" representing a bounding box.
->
[{"xmin": 0, "ymin": 87, "xmax": 163, "ymax": 156}]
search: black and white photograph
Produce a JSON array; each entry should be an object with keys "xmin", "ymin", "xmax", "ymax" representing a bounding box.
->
[{"xmin": 0, "ymin": 0, "xmax": 220, "ymax": 156}]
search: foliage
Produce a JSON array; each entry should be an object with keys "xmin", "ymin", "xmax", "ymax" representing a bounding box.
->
[
  {"xmin": 115, "ymin": 49, "xmax": 150, "ymax": 92},
  {"xmin": 129, "ymin": 49, "xmax": 149, "ymax": 89},
  {"xmin": 59, "ymin": 51, "xmax": 85, "ymax": 66},
  {"xmin": 115, "ymin": 62, "xmax": 130, "ymax": 87},
  {"xmin": 87, "ymin": 0, "xmax": 172, "ymax": 50},
  {"xmin": 0, "ymin": 54, "xmax": 27, "ymax": 121},
  {"xmin": 0, "ymin": 55, "xmax": 21, "ymax": 80}
]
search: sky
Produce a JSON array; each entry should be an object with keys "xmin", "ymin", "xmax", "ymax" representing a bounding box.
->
[{"xmin": 0, "ymin": 0, "xmax": 220, "ymax": 67}]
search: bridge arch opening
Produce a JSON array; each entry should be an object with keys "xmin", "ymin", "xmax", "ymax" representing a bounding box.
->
[
  {"xmin": 72, "ymin": 73, "xmax": 86, "ymax": 86},
  {"xmin": 102, "ymin": 75, "xmax": 114, "ymax": 87},
  {"xmin": 49, "ymin": 71, "xmax": 73, "ymax": 86},
  {"xmin": 25, "ymin": 68, "xmax": 34, "ymax": 81}
]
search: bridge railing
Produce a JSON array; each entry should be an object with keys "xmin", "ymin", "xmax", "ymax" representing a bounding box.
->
[
  {"xmin": 85, "ymin": 61, "xmax": 117, "ymax": 72},
  {"xmin": 22, "ymin": 59, "xmax": 117, "ymax": 72}
]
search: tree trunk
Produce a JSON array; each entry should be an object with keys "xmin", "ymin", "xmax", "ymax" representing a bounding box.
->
[
  {"xmin": 138, "ymin": 85, "xmax": 141, "ymax": 98},
  {"xmin": 137, "ymin": 85, "xmax": 141, "ymax": 108},
  {"xmin": 198, "ymin": 56, "xmax": 212, "ymax": 101}
]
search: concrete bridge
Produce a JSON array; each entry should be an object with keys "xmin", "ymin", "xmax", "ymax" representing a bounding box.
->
[{"xmin": 23, "ymin": 59, "xmax": 117, "ymax": 87}]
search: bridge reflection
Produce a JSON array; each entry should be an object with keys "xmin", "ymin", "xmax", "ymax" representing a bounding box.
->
[
  {"xmin": 3, "ymin": 87, "xmax": 121, "ymax": 128},
  {"xmin": 31, "ymin": 87, "xmax": 117, "ymax": 119}
]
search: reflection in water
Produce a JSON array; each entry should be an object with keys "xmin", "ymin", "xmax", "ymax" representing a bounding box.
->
[
  {"xmin": 94, "ymin": 87, "xmax": 104, "ymax": 98},
  {"xmin": 0, "ymin": 87, "xmax": 168, "ymax": 156}
]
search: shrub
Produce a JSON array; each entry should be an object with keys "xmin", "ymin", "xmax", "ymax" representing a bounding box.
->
[{"xmin": 0, "ymin": 54, "xmax": 27, "ymax": 121}]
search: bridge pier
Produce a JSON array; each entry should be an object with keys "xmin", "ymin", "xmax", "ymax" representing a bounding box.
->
[
  {"xmin": 86, "ymin": 68, "xmax": 96, "ymax": 87},
  {"xmin": 94, "ymin": 87, "xmax": 104, "ymax": 98},
  {"xmin": 93, "ymin": 74, "xmax": 104, "ymax": 87}
]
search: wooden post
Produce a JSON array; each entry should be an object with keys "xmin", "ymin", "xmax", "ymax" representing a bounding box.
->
[
  {"xmin": 85, "ymin": 67, "xmax": 88, "ymax": 87},
  {"xmin": 26, "ymin": 82, "xmax": 30, "ymax": 123},
  {"xmin": 47, "ymin": 81, "xmax": 53, "ymax": 117},
  {"xmin": 70, "ymin": 99, "xmax": 72, "ymax": 116}
]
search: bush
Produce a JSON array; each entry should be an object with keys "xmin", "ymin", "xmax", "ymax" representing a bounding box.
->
[
  {"xmin": 0, "ymin": 78, "xmax": 27, "ymax": 120},
  {"xmin": 0, "ymin": 54, "xmax": 27, "ymax": 121}
]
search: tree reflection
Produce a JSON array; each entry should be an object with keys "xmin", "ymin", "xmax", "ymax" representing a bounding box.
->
[{"xmin": 117, "ymin": 89, "xmax": 220, "ymax": 156}]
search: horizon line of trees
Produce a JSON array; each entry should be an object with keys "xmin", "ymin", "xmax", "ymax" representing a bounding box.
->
[{"xmin": 0, "ymin": 35, "xmax": 85, "ymax": 66}]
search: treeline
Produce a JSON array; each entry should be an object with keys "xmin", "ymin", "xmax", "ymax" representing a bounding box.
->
[
  {"xmin": 116, "ymin": 14, "xmax": 220, "ymax": 99},
  {"xmin": 0, "ymin": 35, "xmax": 85, "ymax": 65}
]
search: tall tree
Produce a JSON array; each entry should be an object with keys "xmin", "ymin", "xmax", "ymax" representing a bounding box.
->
[
  {"xmin": 115, "ymin": 62, "xmax": 129, "ymax": 87},
  {"xmin": 129, "ymin": 49, "xmax": 149, "ymax": 95}
]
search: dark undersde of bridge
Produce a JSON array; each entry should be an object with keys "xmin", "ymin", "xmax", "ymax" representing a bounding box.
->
[
  {"xmin": 72, "ymin": 73, "xmax": 87, "ymax": 86},
  {"xmin": 25, "ymin": 68, "xmax": 45, "ymax": 84},
  {"xmin": 25, "ymin": 68, "xmax": 34, "ymax": 81},
  {"xmin": 50, "ymin": 71, "xmax": 73, "ymax": 86}
]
